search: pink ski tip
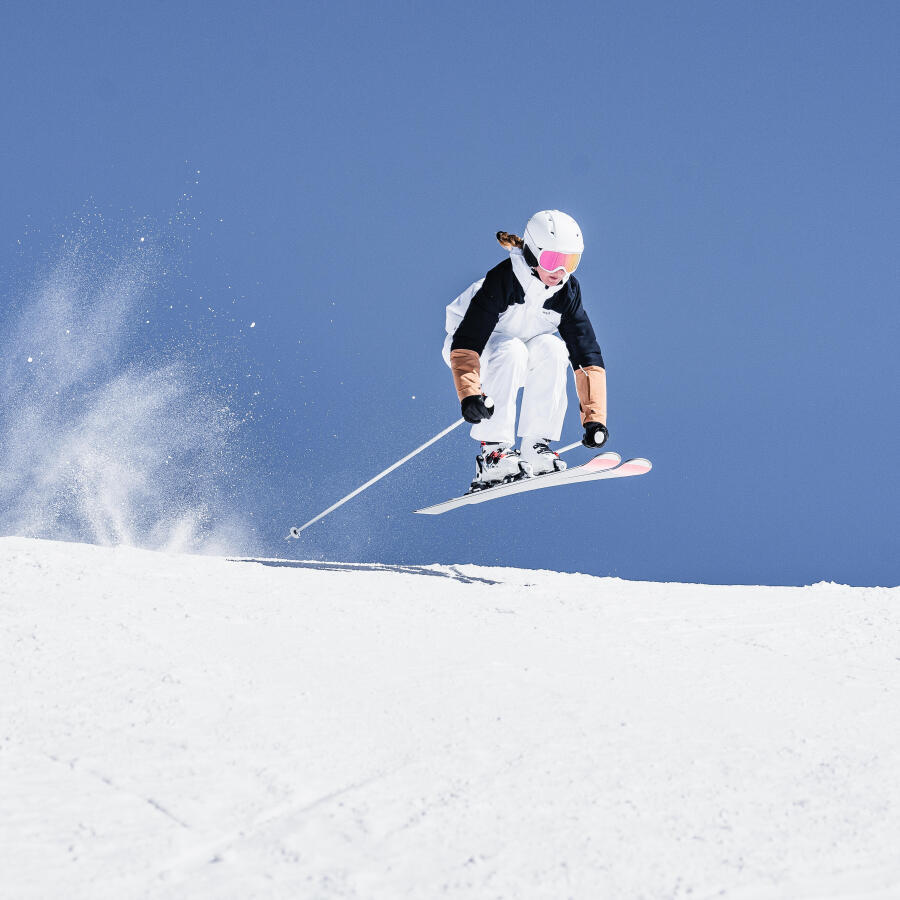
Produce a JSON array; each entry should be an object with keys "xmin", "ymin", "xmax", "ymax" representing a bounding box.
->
[
  {"xmin": 582, "ymin": 451, "xmax": 622, "ymax": 472},
  {"xmin": 616, "ymin": 458, "xmax": 652, "ymax": 476}
]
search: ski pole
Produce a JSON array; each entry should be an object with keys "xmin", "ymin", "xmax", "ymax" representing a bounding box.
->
[
  {"xmin": 557, "ymin": 433, "xmax": 608, "ymax": 455},
  {"xmin": 556, "ymin": 439, "xmax": 583, "ymax": 455},
  {"xmin": 288, "ymin": 417, "xmax": 466, "ymax": 538}
]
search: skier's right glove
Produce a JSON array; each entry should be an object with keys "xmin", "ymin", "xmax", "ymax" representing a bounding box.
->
[
  {"xmin": 461, "ymin": 394, "xmax": 495, "ymax": 424},
  {"xmin": 582, "ymin": 422, "xmax": 609, "ymax": 448}
]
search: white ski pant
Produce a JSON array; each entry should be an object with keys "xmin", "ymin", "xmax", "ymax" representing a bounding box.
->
[{"xmin": 444, "ymin": 332, "xmax": 570, "ymax": 445}]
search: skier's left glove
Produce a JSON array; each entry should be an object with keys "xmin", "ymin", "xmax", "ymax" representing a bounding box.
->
[
  {"xmin": 461, "ymin": 393, "xmax": 495, "ymax": 424},
  {"xmin": 582, "ymin": 422, "xmax": 609, "ymax": 448}
]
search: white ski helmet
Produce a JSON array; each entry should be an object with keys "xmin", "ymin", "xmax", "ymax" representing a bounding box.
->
[{"xmin": 523, "ymin": 210, "xmax": 584, "ymax": 274}]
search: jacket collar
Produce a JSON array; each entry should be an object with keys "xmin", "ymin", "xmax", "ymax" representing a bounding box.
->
[{"xmin": 509, "ymin": 248, "xmax": 568, "ymax": 298}]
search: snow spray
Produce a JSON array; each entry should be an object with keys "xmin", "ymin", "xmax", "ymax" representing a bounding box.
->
[{"xmin": 0, "ymin": 214, "xmax": 248, "ymax": 553}]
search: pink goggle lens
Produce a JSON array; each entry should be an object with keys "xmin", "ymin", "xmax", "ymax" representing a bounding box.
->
[{"xmin": 538, "ymin": 250, "xmax": 581, "ymax": 274}]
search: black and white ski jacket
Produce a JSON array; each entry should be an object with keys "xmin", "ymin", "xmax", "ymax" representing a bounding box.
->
[
  {"xmin": 446, "ymin": 249, "xmax": 604, "ymax": 367},
  {"xmin": 444, "ymin": 248, "xmax": 607, "ymax": 425}
]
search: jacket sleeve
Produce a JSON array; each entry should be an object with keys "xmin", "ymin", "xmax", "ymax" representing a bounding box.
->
[
  {"xmin": 448, "ymin": 348, "xmax": 482, "ymax": 401},
  {"xmin": 449, "ymin": 266, "xmax": 506, "ymax": 356},
  {"xmin": 556, "ymin": 278, "xmax": 605, "ymax": 370},
  {"xmin": 574, "ymin": 366, "xmax": 607, "ymax": 426},
  {"xmin": 448, "ymin": 264, "xmax": 511, "ymax": 400},
  {"xmin": 558, "ymin": 279, "xmax": 607, "ymax": 425}
]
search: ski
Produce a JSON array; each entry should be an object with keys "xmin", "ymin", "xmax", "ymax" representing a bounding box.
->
[{"xmin": 414, "ymin": 452, "xmax": 651, "ymax": 515}]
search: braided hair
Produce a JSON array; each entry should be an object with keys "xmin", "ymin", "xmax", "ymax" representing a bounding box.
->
[{"xmin": 496, "ymin": 230, "xmax": 538, "ymax": 268}]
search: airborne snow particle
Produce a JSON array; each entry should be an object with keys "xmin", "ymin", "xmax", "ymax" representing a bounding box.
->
[
  {"xmin": 250, "ymin": 322, "xmax": 256, "ymax": 328},
  {"xmin": 27, "ymin": 357, "xmax": 33, "ymax": 363}
]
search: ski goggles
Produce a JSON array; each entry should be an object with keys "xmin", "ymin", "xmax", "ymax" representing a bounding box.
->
[{"xmin": 537, "ymin": 249, "xmax": 581, "ymax": 274}]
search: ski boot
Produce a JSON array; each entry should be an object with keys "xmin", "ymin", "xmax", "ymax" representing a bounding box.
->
[
  {"xmin": 468, "ymin": 442, "xmax": 533, "ymax": 493},
  {"xmin": 520, "ymin": 438, "xmax": 567, "ymax": 476}
]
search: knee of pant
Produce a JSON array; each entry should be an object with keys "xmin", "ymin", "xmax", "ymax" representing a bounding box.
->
[
  {"xmin": 496, "ymin": 337, "xmax": 529, "ymax": 371},
  {"xmin": 529, "ymin": 334, "xmax": 569, "ymax": 369}
]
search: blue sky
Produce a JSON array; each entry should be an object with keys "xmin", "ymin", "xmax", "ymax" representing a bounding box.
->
[{"xmin": 1, "ymin": 2, "xmax": 897, "ymax": 586}]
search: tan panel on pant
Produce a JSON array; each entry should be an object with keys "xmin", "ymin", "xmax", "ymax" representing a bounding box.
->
[
  {"xmin": 449, "ymin": 348, "xmax": 482, "ymax": 401},
  {"xmin": 575, "ymin": 365, "xmax": 607, "ymax": 426}
]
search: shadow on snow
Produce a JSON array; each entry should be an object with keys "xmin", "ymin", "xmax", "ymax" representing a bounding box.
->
[{"xmin": 228, "ymin": 558, "xmax": 501, "ymax": 586}]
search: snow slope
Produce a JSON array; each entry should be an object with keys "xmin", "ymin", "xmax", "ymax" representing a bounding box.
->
[{"xmin": 2, "ymin": 536, "xmax": 899, "ymax": 899}]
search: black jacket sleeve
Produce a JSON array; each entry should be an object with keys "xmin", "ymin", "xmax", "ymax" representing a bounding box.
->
[
  {"xmin": 450, "ymin": 260, "xmax": 520, "ymax": 356},
  {"xmin": 556, "ymin": 277, "xmax": 605, "ymax": 369}
]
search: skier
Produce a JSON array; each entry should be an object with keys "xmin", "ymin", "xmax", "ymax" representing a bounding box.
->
[{"xmin": 443, "ymin": 209, "xmax": 609, "ymax": 491}]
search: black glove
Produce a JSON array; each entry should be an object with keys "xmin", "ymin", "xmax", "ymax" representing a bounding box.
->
[
  {"xmin": 582, "ymin": 422, "xmax": 609, "ymax": 448},
  {"xmin": 461, "ymin": 394, "xmax": 495, "ymax": 424}
]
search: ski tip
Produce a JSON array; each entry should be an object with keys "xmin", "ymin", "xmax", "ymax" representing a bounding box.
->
[
  {"xmin": 579, "ymin": 451, "xmax": 621, "ymax": 473},
  {"xmin": 617, "ymin": 457, "xmax": 652, "ymax": 475}
]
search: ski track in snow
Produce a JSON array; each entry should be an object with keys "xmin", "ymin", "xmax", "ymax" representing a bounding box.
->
[{"xmin": 2, "ymin": 537, "xmax": 899, "ymax": 899}]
